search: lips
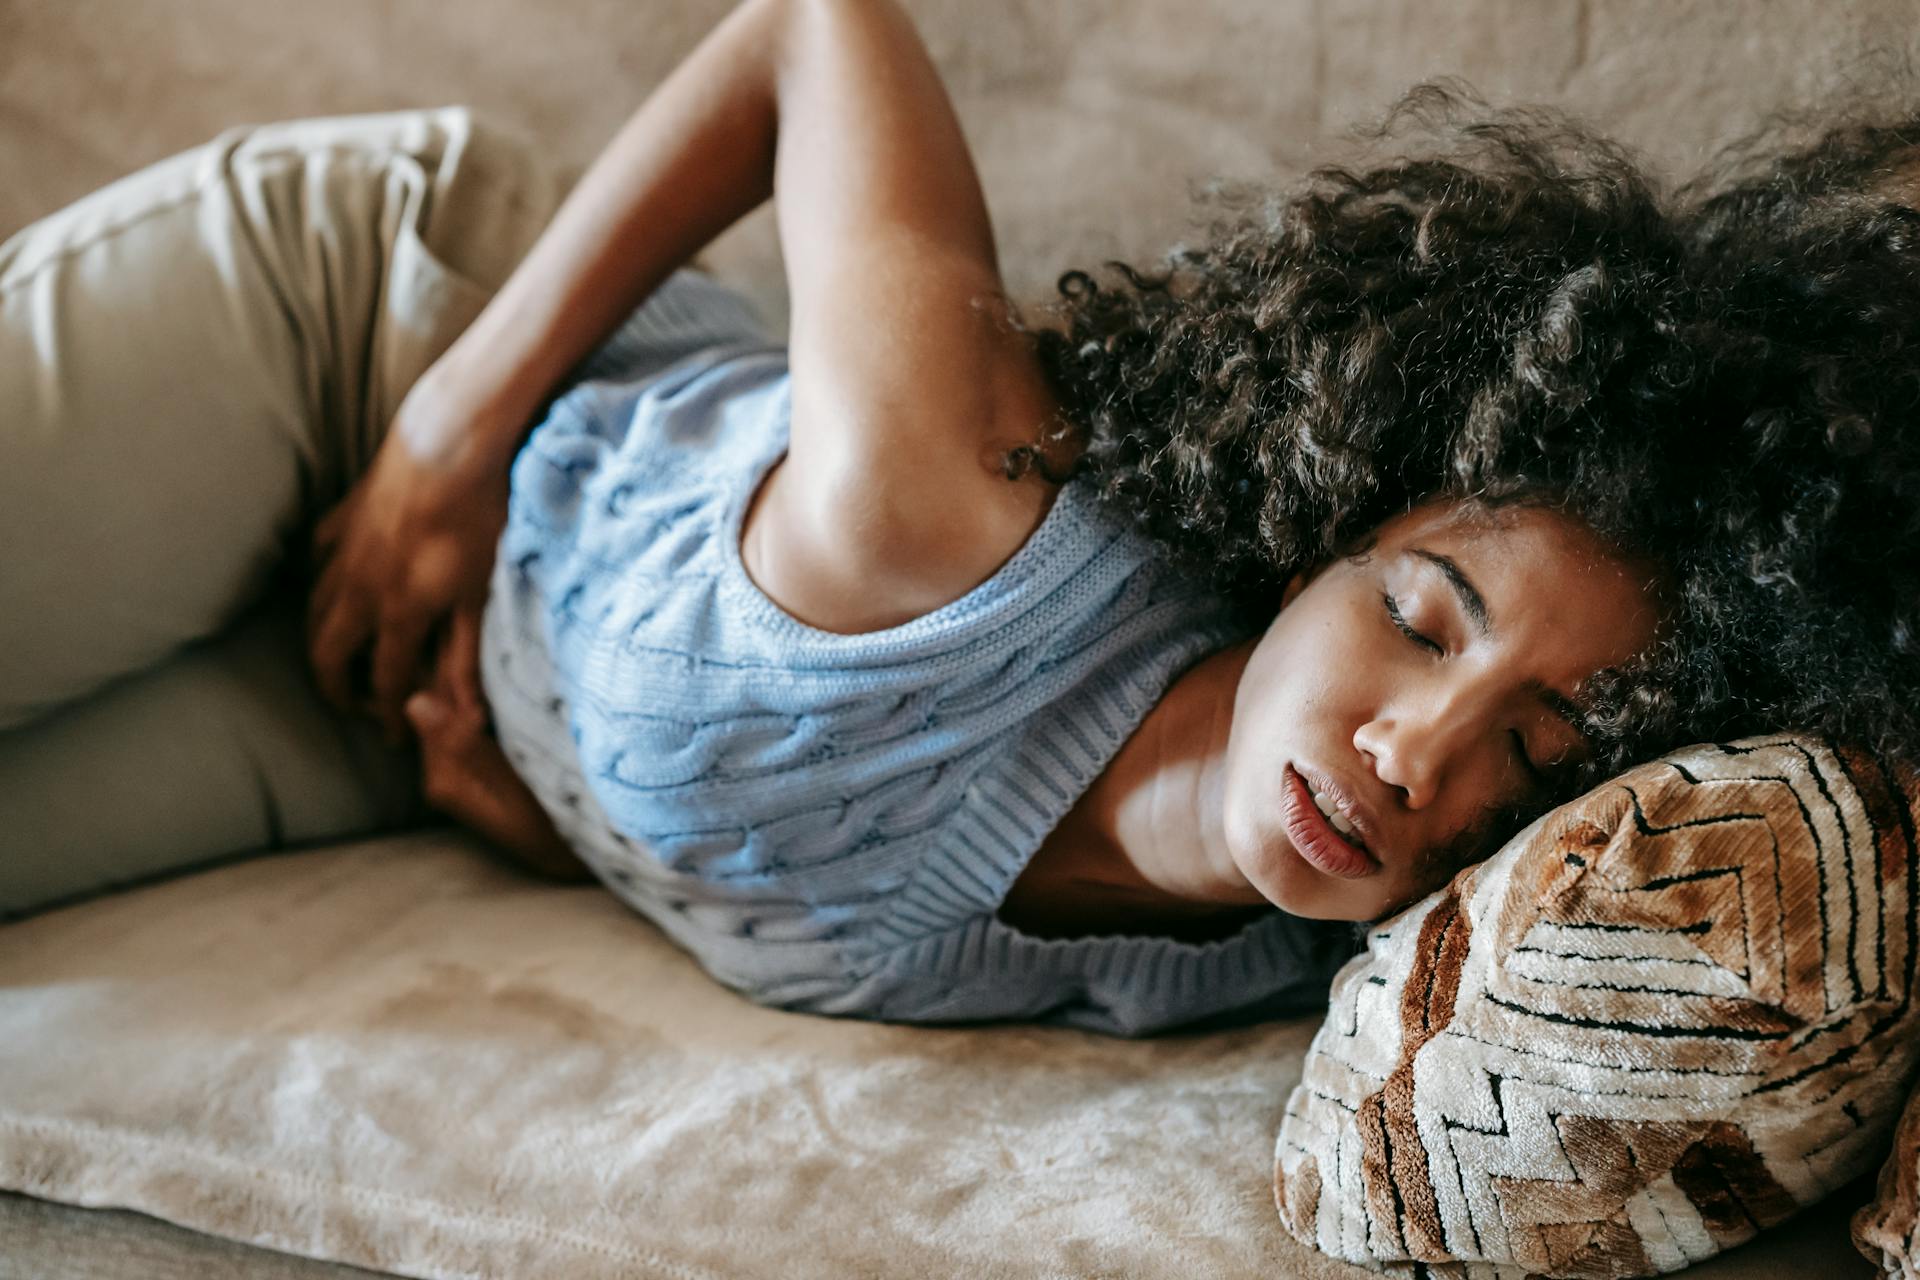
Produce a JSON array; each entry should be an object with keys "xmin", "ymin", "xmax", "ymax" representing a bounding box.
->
[{"xmin": 1281, "ymin": 763, "xmax": 1381, "ymax": 880}]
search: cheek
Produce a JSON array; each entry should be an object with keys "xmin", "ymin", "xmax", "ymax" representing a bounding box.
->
[{"xmin": 1232, "ymin": 602, "xmax": 1377, "ymax": 759}]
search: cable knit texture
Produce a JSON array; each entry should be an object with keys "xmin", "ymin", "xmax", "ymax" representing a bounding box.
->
[{"xmin": 479, "ymin": 271, "xmax": 1358, "ymax": 1036}]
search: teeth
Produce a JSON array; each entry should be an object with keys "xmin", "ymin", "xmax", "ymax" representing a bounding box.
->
[{"xmin": 1310, "ymin": 789, "xmax": 1365, "ymax": 847}]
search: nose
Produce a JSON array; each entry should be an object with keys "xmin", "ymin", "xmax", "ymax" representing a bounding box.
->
[{"xmin": 1352, "ymin": 692, "xmax": 1486, "ymax": 811}]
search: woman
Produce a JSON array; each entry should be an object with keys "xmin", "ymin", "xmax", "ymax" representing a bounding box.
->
[{"xmin": 0, "ymin": 0, "xmax": 1904, "ymax": 1034}]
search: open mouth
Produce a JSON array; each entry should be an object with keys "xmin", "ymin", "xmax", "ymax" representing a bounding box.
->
[
  {"xmin": 1282, "ymin": 764, "xmax": 1379, "ymax": 880},
  {"xmin": 1308, "ymin": 786, "xmax": 1367, "ymax": 849}
]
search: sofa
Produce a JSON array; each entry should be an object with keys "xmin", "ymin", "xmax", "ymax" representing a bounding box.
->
[{"xmin": 1, "ymin": 1, "xmax": 1909, "ymax": 1276}]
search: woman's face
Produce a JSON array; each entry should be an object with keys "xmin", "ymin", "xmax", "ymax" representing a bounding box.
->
[{"xmin": 1221, "ymin": 498, "xmax": 1662, "ymax": 922}]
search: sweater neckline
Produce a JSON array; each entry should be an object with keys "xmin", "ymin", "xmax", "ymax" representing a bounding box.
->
[{"xmin": 718, "ymin": 383, "xmax": 1094, "ymax": 651}]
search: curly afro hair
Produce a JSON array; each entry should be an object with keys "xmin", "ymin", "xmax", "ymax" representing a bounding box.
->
[
  {"xmin": 1657, "ymin": 103, "xmax": 1920, "ymax": 757},
  {"xmin": 998, "ymin": 81, "xmax": 1920, "ymax": 826}
]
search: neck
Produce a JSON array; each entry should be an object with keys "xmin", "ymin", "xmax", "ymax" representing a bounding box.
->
[{"xmin": 1067, "ymin": 636, "xmax": 1267, "ymax": 909}]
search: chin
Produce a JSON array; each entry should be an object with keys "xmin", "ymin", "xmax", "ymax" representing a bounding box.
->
[
  {"xmin": 1233, "ymin": 825, "xmax": 1416, "ymax": 924},
  {"xmin": 1227, "ymin": 824, "xmax": 1358, "ymax": 920},
  {"xmin": 1276, "ymin": 881, "xmax": 1380, "ymax": 923}
]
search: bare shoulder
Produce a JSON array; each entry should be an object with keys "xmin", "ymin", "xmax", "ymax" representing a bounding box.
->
[{"xmin": 757, "ymin": 0, "xmax": 1087, "ymax": 634}]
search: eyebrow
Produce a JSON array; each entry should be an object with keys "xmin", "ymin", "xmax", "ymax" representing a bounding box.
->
[{"xmin": 1407, "ymin": 546, "xmax": 1592, "ymax": 740}]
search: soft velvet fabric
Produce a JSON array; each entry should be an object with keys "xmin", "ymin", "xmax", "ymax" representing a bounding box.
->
[
  {"xmin": 1276, "ymin": 737, "xmax": 1920, "ymax": 1278},
  {"xmin": 1856, "ymin": 1086, "xmax": 1920, "ymax": 1277}
]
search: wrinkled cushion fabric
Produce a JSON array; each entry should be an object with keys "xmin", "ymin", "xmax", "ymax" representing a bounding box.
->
[
  {"xmin": 1275, "ymin": 736, "xmax": 1920, "ymax": 1279},
  {"xmin": 1855, "ymin": 1087, "xmax": 1920, "ymax": 1277}
]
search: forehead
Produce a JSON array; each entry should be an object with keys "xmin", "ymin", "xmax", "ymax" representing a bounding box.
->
[
  {"xmin": 1378, "ymin": 499, "xmax": 1614, "ymax": 567},
  {"xmin": 1368, "ymin": 499, "xmax": 1660, "ymax": 662}
]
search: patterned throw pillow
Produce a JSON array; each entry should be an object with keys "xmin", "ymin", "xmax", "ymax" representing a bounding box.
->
[
  {"xmin": 1854, "ymin": 1085, "xmax": 1920, "ymax": 1277},
  {"xmin": 1274, "ymin": 736, "xmax": 1920, "ymax": 1279}
]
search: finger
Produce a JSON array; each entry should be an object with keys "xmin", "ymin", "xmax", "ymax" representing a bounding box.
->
[
  {"xmin": 423, "ymin": 616, "xmax": 462, "ymax": 704},
  {"xmin": 311, "ymin": 495, "xmax": 353, "ymax": 555},
  {"xmin": 417, "ymin": 622, "xmax": 477, "ymax": 732},
  {"xmin": 307, "ymin": 594, "xmax": 377, "ymax": 714},
  {"xmin": 304, "ymin": 561, "xmax": 342, "ymax": 652},
  {"xmin": 405, "ymin": 689, "xmax": 448, "ymax": 735},
  {"xmin": 444, "ymin": 606, "xmax": 485, "ymax": 718},
  {"xmin": 370, "ymin": 609, "xmax": 433, "ymax": 741},
  {"xmin": 405, "ymin": 693, "xmax": 456, "ymax": 809},
  {"xmin": 308, "ymin": 515, "xmax": 345, "ymax": 578}
]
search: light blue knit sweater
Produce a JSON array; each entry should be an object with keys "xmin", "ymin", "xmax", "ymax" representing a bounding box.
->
[{"xmin": 478, "ymin": 271, "xmax": 1358, "ymax": 1037}]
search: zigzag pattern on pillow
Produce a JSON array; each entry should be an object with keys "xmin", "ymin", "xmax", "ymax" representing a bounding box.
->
[{"xmin": 1274, "ymin": 736, "xmax": 1920, "ymax": 1279}]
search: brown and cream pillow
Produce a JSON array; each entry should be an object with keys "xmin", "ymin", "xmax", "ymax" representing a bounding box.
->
[
  {"xmin": 1274, "ymin": 735, "xmax": 1920, "ymax": 1279},
  {"xmin": 1855, "ymin": 1083, "xmax": 1920, "ymax": 1277}
]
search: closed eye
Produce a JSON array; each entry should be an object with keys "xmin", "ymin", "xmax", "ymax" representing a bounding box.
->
[{"xmin": 1382, "ymin": 592, "xmax": 1442, "ymax": 655}]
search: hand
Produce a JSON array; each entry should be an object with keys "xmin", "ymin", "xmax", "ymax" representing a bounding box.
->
[
  {"xmin": 306, "ymin": 370, "xmax": 520, "ymax": 742},
  {"xmin": 403, "ymin": 608, "xmax": 595, "ymax": 883}
]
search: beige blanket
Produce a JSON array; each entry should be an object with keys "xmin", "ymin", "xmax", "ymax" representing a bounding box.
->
[{"xmin": 0, "ymin": 832, "xmax": 1870, "ymax": 1278}]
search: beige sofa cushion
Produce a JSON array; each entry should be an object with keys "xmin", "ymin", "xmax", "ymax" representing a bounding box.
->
[
  {"xmin": 1276, "ymin": 737, "xmax": 1920, "ymax": 1278},
  {"xmin": 0, "ymin": 814, "xmax": 1879, "ymax": 1280},
  {"xmin": 0, "ymin": 831, "xmax": 1373, "ymax": 1280}
]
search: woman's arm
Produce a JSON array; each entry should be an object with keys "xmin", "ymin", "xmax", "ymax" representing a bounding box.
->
[
  {"xmin": 748, "ymin": 0, "xmax": 1069, "ymax": 633},
  {"xmin": 453, "ymin": 0, "xmax": 1045, "ymax": 533},
  {"xmin": 311, "ymin": 0, "xmax": 1052, "ymax": 726},
  {"xmin": 308, "ymin": 0, "xmax": 789, "ymax": 731},
  {"xmin": 422, "ymin": 0, "xmax": 787, "ymax": 471}
]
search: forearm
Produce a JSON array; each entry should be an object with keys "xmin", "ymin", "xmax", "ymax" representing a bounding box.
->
[{"xmin": 429, "ymin": 0, "xmax": 786, "ymax": 469}]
